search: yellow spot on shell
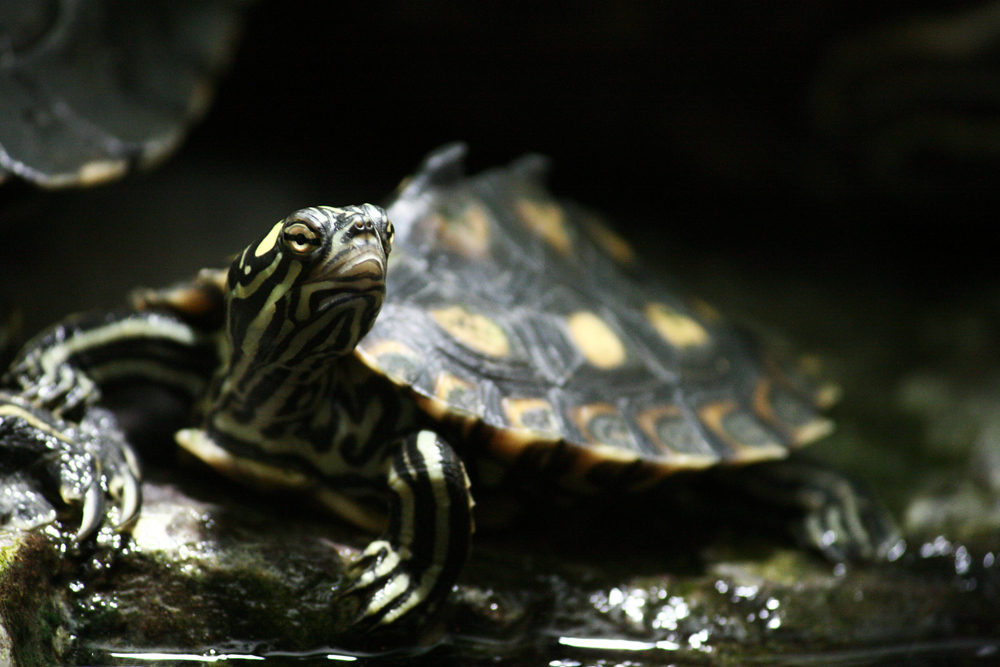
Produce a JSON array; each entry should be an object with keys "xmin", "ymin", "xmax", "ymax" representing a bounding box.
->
[
  {"xmin": 637, "ymin": 404, "xmax": 680, "ymax": 436},
  {"xmin": 364, "ymin": 339, "xmax": 419, "ymax": 360},
  {"xmin": 78, "ymin": 159, "xmax": 127, "ymax": 185},
  {"xmin": 691, "ymin": 298, "xmax": 724, "ymax": 324},
  {"xmin": 646, "ymin": 302, "xmax": 710, "ymax": 348},
  {"xmin": 502, "ymin": 397, "xmax": 560, "ymax": 435},
  {"xmin": 436, "ymin": 202, "xmax": 492, "ymax": 259},
  {"xmin": 566, "ymin": 311, "xmax": 627, "ymax": 369},
  {"xmin": 359, "ymin": 339, "xmax": 422, "ymax": 384},
  {"xmin": 571, "ymin": 403, "xmax": 635, "ymax": 448},
  {"xmin": 814, "ymin": 384, "xmax": 841, "ymax": 410},
  {"xmin": 433, "ymin": 372, "xmax": 478, "ymax": 413},
  {"xmin": 792, "ymin": 417, "xmax": 835, "ymax": 445},
  {"xmin": 585, "ymin": 218, "xmax": 636, "ymax": 265},
  {"xmin": 518, "ymin": 199, "xmax": 571, "ymax": 255},
  {"xmin": 698, "ymin": 401, "xmax": 786, "ymax": 461},
  {"xmin": 752, "ymin": 378, "xmax": 834, "ymax": 446},
  {"xmin": 394, "ymin": 175, "xmax": 413, "ymax": 194},
  {"xmin": 636, "ymin": 404, "xmax": 717, "ymax": 460},
  {"xmin": 795, "ymin": 354, "xmax": 841, "ymax": 408},
  {"xmin": 431, "ymin": 306, "xmax": 510, "ymax": 358}
]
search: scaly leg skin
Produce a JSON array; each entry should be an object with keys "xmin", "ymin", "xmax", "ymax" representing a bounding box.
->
[
  {"xmin": 4, "ymin": 310, "xmax": 216, "ymax": 421},
  {"xmin": 0, "ymin": 393, "xmax": 141, "ymax": 541},
  {"xmin": 725, "ymin": 456, "xmax": 904, "ymax": 562},
  {"xmin": 343, "ymin": 430, "xmax": 474, "ymax": 629}
]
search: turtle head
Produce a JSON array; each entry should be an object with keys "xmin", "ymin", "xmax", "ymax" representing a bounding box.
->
[{"xmin": 226, "ymin": 205, "xmax": 394, "ymax": 366}]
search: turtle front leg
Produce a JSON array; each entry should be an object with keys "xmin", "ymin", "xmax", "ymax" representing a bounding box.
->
[
  {"xmin": 344, "ymin": 430, "xmax": 474, "ymax": 628},
  {"xmin": 0, "ymin": 394, "xmax": 141, "ymax": 540}
]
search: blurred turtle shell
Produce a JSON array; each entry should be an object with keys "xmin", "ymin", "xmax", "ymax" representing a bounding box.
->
[{"xmin": 0, "ymin": 0, "xmax": 249, "ymax": 188}]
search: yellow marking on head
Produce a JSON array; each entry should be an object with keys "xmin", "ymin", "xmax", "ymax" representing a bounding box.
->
[
  {"xmin": 585, "ymin": 218, "xmax": 636, "ymax": 265},
  {"xmin": 435, "ymin": 202, "xmax": 492, "ymax": 260},
  {"xmin": 517, "ymin": 199, "xmax": 571, "ymax": 255},
  {"xmin": 645, "ymin": 302, "xmax": 710, "ymax": 348},
  {"xmin": 254, "ymin": 221, "xmax": 284, "ymax": 257},
  {"xmin": 566, "ymin": 311, "xmax": 626, "ymax": 369},
  {"xmin": 502, "ymin": 397, "xmax": 560, "ymax": 435},
  {"xmin": 431, "ymin": 306, "xmax": 510, "ymax": 358}
]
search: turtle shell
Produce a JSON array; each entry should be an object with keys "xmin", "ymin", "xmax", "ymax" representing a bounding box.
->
[
  {"xmin": 0, "ymin": 0, "xmax": 246, "ymax": 187},
  {"xmin": 355, "ymin": 145, "xmax": 837, "ymax": 483}
]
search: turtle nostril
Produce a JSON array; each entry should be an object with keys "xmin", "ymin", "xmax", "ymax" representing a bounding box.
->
[{"xmin": 353, "ymin": 218, "xmax": 376, "ymax": 233}]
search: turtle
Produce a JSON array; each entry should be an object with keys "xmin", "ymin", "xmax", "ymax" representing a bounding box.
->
[
  {"xmin": 0, "ymin": 0, "xmax": 248, "ymax": 188},
  {"xmin": 2, "ymin": 144, "xmax": 900, "ymax": 630}
]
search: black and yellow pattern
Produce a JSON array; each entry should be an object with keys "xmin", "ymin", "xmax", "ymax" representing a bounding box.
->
[
  {"xmin": 0, "ymin": 144, "xmax": 899, "ymax": 634},
  {"xmin": 360, "ymin": 145, "xmax": 837, "ymax": 488}
]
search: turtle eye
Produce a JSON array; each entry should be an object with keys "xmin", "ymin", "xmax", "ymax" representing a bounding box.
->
[{"xmin": 283, "ymin": 220, "xmax": 321, "ymax": 256}]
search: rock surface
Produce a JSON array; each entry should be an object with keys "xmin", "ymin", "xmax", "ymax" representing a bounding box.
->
[
  {"xmin": 3, "ymin": 451, "xmax": 1000, "ymax": 666},
  {"xmin": 3, "ymin": 204, "xmax": 1000, "ymax": 666}
]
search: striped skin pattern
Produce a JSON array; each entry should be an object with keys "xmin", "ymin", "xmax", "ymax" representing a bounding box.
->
[
  {"xmin": 200, "ymin": 205, "xmax": 399, "ymax": 479},
  {"xmin": 1, "ymin": 310, "xmax": 217, "ymax": 538},
  {"xmin": 7, "ymin": 311, "xmax": 217, "ymax": 419},
  {"xmin": 0, "ymin": 392, "xmax": 142, "ymax": 539},
  {"xmin": 183, "ymin": 205, "xmax": 476, "ymax": 627},
  {"xmin": 0, "ymin": 146, "xmax": 900, "ymax": 634},
  {"xmin": 344, "ymin": 430, "xmax": 473, "ymax": 627}
]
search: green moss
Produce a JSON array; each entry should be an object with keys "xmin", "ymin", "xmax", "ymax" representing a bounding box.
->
[{"xmin": 0, "ymin": 532, "xmax": 69, "ymax": 667}]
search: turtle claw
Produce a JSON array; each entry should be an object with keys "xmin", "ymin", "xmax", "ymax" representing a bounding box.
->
[
  {"xmin": 112, "ymin": 447, "xmax": 143, "ymax": 531},
  {"xmin": 77, "ymin": 406, "xmax": 143, "ymax": 535},
  {"xmin": 76, "ymin": 479, "xmax": 107, "ymax": 541},
  {"xmin": 0, "ymin": 395, "xmax": 142, "ymax": 540}
]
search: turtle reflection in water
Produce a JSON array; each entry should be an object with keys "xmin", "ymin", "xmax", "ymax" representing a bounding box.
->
[{"xmin": 1, "ymin": 145, "xmax": 900, "ymax": 631}]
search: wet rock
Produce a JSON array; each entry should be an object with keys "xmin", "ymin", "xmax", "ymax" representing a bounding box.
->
[
  {"xmin": 0, "ymin": 529, "xmax": 74, "ymax": 667},
  {"xmin": 2, "ymin": 464, "xmax": 999, "ymax": 666},
  {"xmin": 5, "ymin": 288, "xmax": 1000, "ymax": 665}
]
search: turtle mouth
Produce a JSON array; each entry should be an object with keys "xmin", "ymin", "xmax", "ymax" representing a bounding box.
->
[{"xmin": 310, "ymin": 237, "xmax": 387, "ymax": 288}]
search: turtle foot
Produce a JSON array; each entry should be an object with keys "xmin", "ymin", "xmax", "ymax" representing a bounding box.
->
[
  {"xmin": 339, "ymin": 431, "xmax": 474, "ymax": 630},
  {"xmin": 733, "ymin": 457, "xmax": 903, "ymax": 562},
  {"xmin": 0, "ymin": 394, "xmax": 141, "ymax": 541}
]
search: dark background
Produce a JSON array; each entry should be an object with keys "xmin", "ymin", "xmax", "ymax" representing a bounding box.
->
[
  {"xmin": 198, "ymin": 1, "xmax": 1000, "ymax": 300},
  {"xmin": 5, "ymin": 0, "xmax": 1000, "ymax": 338}
]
